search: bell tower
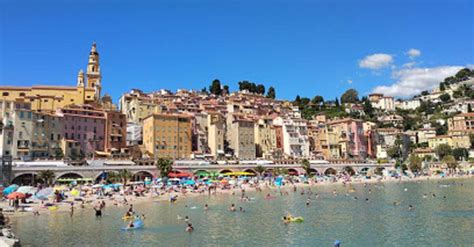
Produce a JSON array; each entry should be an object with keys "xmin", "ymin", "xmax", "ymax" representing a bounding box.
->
[
  {"xmin": 77, "ymin": 69, "xmax": 85, "ymax": 87},
  {"xmin": 86, "ymin": 42, "xmax": 102, "ymax": 101}
]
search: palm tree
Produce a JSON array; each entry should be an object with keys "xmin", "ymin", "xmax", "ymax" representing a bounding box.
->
[
  {"xmin": 155, "ymin": 158, "xmax": 173, "ymax": 178},
  {"xmin": 301, "ymin": 159, "xmax": 312, "ymax": 176},
  {"xmin": 118, "ymin": 169, "xmax": 132, "ymax": 185},
  {"xmin": 442, "ymin": 155, "xmax": 458, "ymax": 174},
  {"xmin": 107, "ymin": 172, "xmax": 120, "ymax": 183},
  {"xmin": 255, "ymin": 165, "xmax": 265, "ymax": 177},
  {"xmin": 38, "ymin": 170, "xmax": 55, "ymax": 186}
]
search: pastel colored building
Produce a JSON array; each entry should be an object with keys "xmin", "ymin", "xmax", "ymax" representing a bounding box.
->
[
  {"xmin": 58, "ymin": 105, "xmax": 106, "ymax": 157},
  {"xmin": 143, "ymin": 113, "xmax": 192, "ymax": 159}
]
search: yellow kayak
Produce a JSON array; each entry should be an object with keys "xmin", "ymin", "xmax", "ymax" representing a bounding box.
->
[{"xmin": 48, "ymin": 206, "xmax": 58, "ymax": 211}]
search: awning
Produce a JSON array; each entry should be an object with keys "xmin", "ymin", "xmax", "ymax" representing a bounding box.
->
[{"xmin": 95, "ymin": 151, "xmax": 111, "ymax": 156}]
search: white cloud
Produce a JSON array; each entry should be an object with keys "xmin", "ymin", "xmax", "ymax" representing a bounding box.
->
[
  {"xmin": 359, "ymin": 53, "xmax": 393, "ymax": 69},
  {"xmin": 402, "ymin": 62, "xmax": 416, "ymax": 68},
  {"xmin": 407, "ymin": 48, "xmax": 421, "ymax": 59},
  {"xmin": 347, "ymin": 79, "xmax": 353, "ymax": 84},
  {"xmin": 372, "ymin": 65, "xmax": 463, "ymax": 97}
]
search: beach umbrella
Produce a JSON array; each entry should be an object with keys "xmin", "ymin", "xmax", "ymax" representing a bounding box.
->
[
  {"xmin": 223, "ymin": 171, "xmax": 255, "ymax": 176},
  {"xmin": 16, "ymin": 186, "xmax": 36, "ymax": 194},
  {"xmin": 36, "ymin": 188, "xmax": 54, "ymax": 197},
  {"xmin": 7, "ymin": 192, "xmax": 26, "ymax": 200},
  {"xmin": 220, "ymin": 180, "xmax": 229, "ymax": 184},
  {"xmin": 185, "ymin": 180, "xmax": 196, "ymax": 185},
  {"xmin": 168, "ymin": 172, "xmax": 193, "ymax": 178},
  {"xmin": 3, "ymin": 185, "xmax": 18, "ymax": 196},
  {"xmin": 70, "ymin": 189, "xmax": 80, "ymax": 197}
]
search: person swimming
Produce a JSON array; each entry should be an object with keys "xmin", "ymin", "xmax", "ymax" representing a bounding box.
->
[
  {"xmin": 184, "ymin": 216, "xmax": 190, "ymax": 222},
  {"xmin": 186, "ymin": 223, "xmax": 194, "ymax": 232},
  {"xmin": 229, "ymin": 204, "xmax": 236, "ymax": 212},
  {"xmin": 282, "ymin": 216, "xmax": 290, "ymax": 224},
  {"xmin": 204, "ymin": 204, "xmax": 209, "ymax": 210},
  {"xmin": 127, "ymin": 221, "xmax": 135, "ymax": 229},
  {"xmin": 239, "ymin": 207, "xmax": 245, "ymax": 213}
]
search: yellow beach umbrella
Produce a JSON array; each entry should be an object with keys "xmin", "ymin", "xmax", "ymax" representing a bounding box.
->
[{"xmin": 70, "ymin": 189, "xmax": 80, "ymax": 197}]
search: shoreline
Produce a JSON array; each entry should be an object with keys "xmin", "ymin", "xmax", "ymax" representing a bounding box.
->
[{"xmin": 4, "ymin": 174, "xmax": 473, "ymax": 219}]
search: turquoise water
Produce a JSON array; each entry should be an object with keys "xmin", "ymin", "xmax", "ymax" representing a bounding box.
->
[{"xmin": 11, "ymin": 178, "xmax": 474, "ymax": 246}]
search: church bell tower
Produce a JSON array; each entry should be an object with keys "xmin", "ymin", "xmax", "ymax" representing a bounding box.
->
[{"xmin": 86, "ymin": 42, "xmax": 102, "ymax": 101}]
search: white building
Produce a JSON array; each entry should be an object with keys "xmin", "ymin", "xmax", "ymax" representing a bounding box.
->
[
  {"xmin": 126, "ymin": 122, "xmax": 142, "ymax": 146},
  {"xmin": 395, "ymin": 99, "xmax": 421, "ymax": 110},
  {"xmin": 369, "ymin": 94, "xmax": 395, "ymax": 111},
  {"xmin": 273, "ymin": 116, "xmax": 310, "ymax": 158}
]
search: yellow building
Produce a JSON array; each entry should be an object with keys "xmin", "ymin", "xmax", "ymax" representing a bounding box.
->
[
  {"xmin": 207, "ymin": 112, "xmax": 225, "ymax": 159},
  {"xmin": 119, "ymin": 89, "xmax": 167, "ymax": 124},
  {"xmin": 143, "ymin": 113, "xmax": 192, "ymax": 159},
  {"xmin": 428, "ymin": 135, "xmax": 453, "ymax": 149},
  {"xmin": 254, "ymin": 118, "xmax": 277, "ymax": 158},
  {"xmin": 0, "ymin": 43, "xmax": 102, "ymax": 112}
]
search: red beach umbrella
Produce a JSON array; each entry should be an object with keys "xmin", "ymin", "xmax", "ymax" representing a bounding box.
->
[{"xmin": 7, "ymin": 192, "xmax": 26, "ymax": 200}]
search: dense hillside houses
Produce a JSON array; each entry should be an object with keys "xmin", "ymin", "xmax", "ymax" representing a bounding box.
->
[{"xmin": 1, "ymin": 43, "xmax": 474, "ymax": 164}]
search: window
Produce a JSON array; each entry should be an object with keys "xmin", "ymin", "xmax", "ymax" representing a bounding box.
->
[
  {"xmin": 2, "ymin": 92, "xmax": 9, "ymax": 96},
  {"xmin": 19, "ymin": 93, "xmax": 25, "ymax": 97}
]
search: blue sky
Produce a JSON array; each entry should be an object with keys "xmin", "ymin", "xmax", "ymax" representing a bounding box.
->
[{"xmin": 1, "ymin": 0, "xmax": 473, "ymax": 102}]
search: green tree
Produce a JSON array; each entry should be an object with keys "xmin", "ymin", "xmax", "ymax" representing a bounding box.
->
[
  {"xmin": 452, "ymin": 148, "xmax": 469, "ymax": 161},
  {"xmin": 439, "ymin": 82, "xmax": 446, "ymax": 91},
  {"xmin": 256, "ymin": 84, "xmax": 265, "ymax": 95},
  {"xmin": 408, "ymin": 154, "xmax": 422, "ymax": 174},
  {"xmin": 340, "ymin": 89, "xmax": 359, "ymax": 103},
  {"xmin": 439, "ymin": 93, "xmax": 451, "ymax": 102},
  {"xmin": 54, "ymin": 147, "xmax": 64, "ymax": 159},
  {"xmin": 311, "ymin": 95, "xmax": 324, "ymax": 109},
  {"xmin": 335, "ymin": 97, "xmax": 340, "ymax": 107},
  {"xmin": 455, "ymin": 68, "xmax": 473, "ymax": 80},
  {"xmin": 209, "ymin": 79, "xmax": 222, "ymax": 95},
  {"xmin": 156, "ymin": 158, "xmax": 173, "ymax": 178},
  {"xmin": 223, "ymin": 85, "xmax": 230, "ymax": 94},
  {"xmin": 118, "ymin": 169, "xmax": 132, "ymax": 185},
  {"xmin": 38, "ymin": 170, "xmax": 55, "ymax": 186},
  {"xmin": 442, "ymin": 155, "xmax": 458, "ymax": 172},
  {"xmin": 201, "ymin": 87, "xmax": 208, "ymax": 94},
  {"xmin": 387, "ymin": 143, "xmax": 402, "ymax": 160},
  {"xmin": 301, "ymin": 159, "xmax": 312, "ymax": 176},
  {"xmin": 255, "ymin": 165, "xmax": 265, "ymax": 176},
  {"xmin": 362, "ymin": 97, "xmax": 374, "ymax": 118},
  {"xmin": 435, "ymin": 144, "xmax": 452, "ymax": 160},
  {"xmin": 294, "ymin": 95, "xmax": 301, "ymax": 106},
  {"xmin": 266, "ymin": 86, "xmax": 276, "ymax": 99}
]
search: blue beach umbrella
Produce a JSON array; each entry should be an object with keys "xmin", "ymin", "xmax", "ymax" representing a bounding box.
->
[{"xmin": 3, "ymin": 185, "xmax": 19, "ymax": 196}]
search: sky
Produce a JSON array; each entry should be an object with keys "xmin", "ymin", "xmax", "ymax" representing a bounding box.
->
[{"xmin": 0, "ymin": 0, "xmax": 473, "ymax": 102}]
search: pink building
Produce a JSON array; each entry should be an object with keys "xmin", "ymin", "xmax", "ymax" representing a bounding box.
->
[
  {"xmin": 58, "ymin": 104, "xmax": 106, "ymax": 157},
  {"xmin": 327, "ymin": 118, "xmax": 368, "ymax": 159}
]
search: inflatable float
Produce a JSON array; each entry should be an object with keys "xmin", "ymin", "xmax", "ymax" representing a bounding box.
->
[
  {"xmin": 122, "ymin": 215, "xmax": 134, "ymax": 221},
  {"xmin": 122, "ymin": 220, "xmax": 144, "ymax": 231},
  {"xmin": 283, "ymin": 216, "xmax": 304, "ymax": 223}
]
